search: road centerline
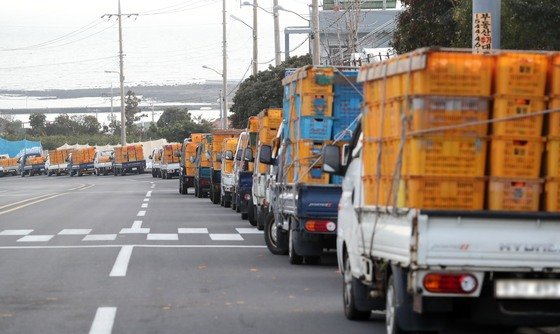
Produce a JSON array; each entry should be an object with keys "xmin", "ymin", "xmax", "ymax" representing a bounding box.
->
[
  {"xmin": 89, "ymin": 307, "xmax": 117, "ymax": 334},
  {"xmin": 109, "ymin": 245, "xmax": 134, "ymax": 277}
]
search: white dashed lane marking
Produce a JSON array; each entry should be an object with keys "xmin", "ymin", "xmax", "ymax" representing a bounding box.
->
[
  {"xmin": 89, "ymin": 307, "xmax": 117, "ymax": 334},
  {"xmin": 143, "ymin": 198, "xmax": 150, "ymax": 202},
  {"xmin": 236, "ymin": 228, "xmax": 264, "ymax": 235},
  {"xmin": 109, "ymin": 245, "xmax": 134, "ymax": 277},
  {"xmin": 58, "ymin": 229, "xmax": 92, "ymax": 235},
  {"xmin": 0, "ymin": 229, "xmax": 33, "ymax": 236},
  {"xmin": 137, "ymin": 211, "xmax": 146, "ymax": 217},
  {"xmin": 147, "ymin": 234, "xmax": 179, "ymax": 241},
  {"xmin": 146, "ymin": 191, "xmax": 152, "ymax": 197},
  {"xmin": 83, "ymin": 234, "xmax": 117, "ymax": 242},
  {"xmin": 178, "ymin": 228, "xmax": 209, "ymax": 234},
  {"xmin": 209, "ymin": 234, "xmax": 244, "ymax": 241},
  {"xmin": 17, "ymin": 235, "xmax": 54, "ymax": 242},
  {"xmin": 141, "ymin": 203, "xmax": 148, "ymax": 208}
]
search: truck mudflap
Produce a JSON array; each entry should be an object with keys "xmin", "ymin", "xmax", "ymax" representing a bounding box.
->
[
  {"xmin": 185, "ymin": 176, "xmax": 194, "ymax": 187},
  {"xmin": 212, "ymin": 169, "xmax": 221, "ymax": 184},
  {"xmin": 296, "ymin": 184, "xmax": 342, "ymax": 218},
  {"xmin": 292, "ymin": 228, "xmax": 337, "ymax": 256}
]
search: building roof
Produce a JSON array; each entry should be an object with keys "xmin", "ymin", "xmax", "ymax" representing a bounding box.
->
[{"xmin": 319, "ymin": 9, "xmax": 401, "ymax": 35}]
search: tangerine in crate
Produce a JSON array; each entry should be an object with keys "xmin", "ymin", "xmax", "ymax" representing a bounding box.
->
[
  {"xmin": 488, "ymin": 178, "xmax": 543, "ymax": 211},
  {"xmin": 492, "ymin": 97, "xmax": 545, "ymax": 137},
  {"xmin": 490, "ymin": 137, "xmax": 544, "ymax": 178}
]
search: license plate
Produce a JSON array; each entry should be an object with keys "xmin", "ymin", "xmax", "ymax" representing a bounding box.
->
[{"xmin": 495, "ymin": 279, "xmax": 560, "ymax": 299}]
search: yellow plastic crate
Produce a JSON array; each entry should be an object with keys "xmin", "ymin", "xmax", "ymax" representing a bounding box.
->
[
  {"xmin": 285, "ymin": 164, "xmax": 329, "ymax": 184},
  {"xmin": 296, "ymin": 67, "xmax": 334, "ymax": 95},
  {"xmin": 297, "ymin": 93, "xmax": 334, "ymax": 117},
  {"xmin": 492, "ymin": 97, "xmax": 545, "ymax": 137},
  {"xmin": 494, "ymin": 52, "xmax": 548, "ymax": 97},
  {"xmin": 408, "ymin": 96, "xmax": 489, "ymax": 136},
  {"xmin": 548, "ymin": 98, "xmax": 560, "ymax": 136},
  {"xmin": 490, "ymin": 137, "xmax": 544, "ymax": 178},
  {"xmin": 551, "ymin": 54, "xmax": 560, "ymax": 96},
  {"xmin": 363, "ymin": 176, "xmax": 403, "ymax": 207},
  {"xmin": 291, "ymin": 140, "xmax": 328, "ymax": 164},
  {"xmin": 406, "ymin": 176, "xmax": 485, "ymax": 210},
  {"xmin": 363, "ymin": 80, "xmax": 382, "ymax": 106},
  {"xmin": 411, "ymin": 52, "xmax": 493, "ymax": 97},
  {"xmin": 260, "ymin": 108, "xmax": 282, "ymax": 129},
  {"xmin": 488, "ymin": 178, "xmax": 542, "ymax": 211},
  {"xmin": 545, "ymin": 178, "xmax": 560, "ymax": 212},
  {"xmin": 546, "ymin": 137, "xmax": 560, "ymax": 177},
  {"xmin": 402, "ymin": 137, "xmax": 487, "ymax": 177},
  {"xmin": 362, "ymin": 99, "xmax": 404, "ymax": 139},
  {"xmin": 191, "ymin": 133, "xmax": 205, "ymax": 143}
]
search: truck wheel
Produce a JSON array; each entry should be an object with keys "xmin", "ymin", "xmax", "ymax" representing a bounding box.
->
[
  {"xmin": 241, "ymin": 212, "xmax": 248, "ymax": 220},
  {"xmin": 179, "ymin": 178, "xmax": 185, "ymax": 194},
  {"xmin": 257, "ymin": 207, "xmax": 267, "ymax": 231},
  {"xmin": 224, "ymin": 198, "xmax": 231, "ymax": 208},
  {"xmin": 212, "ymin": 191, "xmax": 220, "ymax": 204},
  {"xmin": 264, "ymin": 213, "xmax": 288, "ymax": 255},
  {"xmin": 232, "ymin": 196, "xmax": 237, "ymax": 211},
  {"xmin": 220, "ymin": 195, "xmax": 225, "ymax": 207},
  {"xmin": 305, "ymin": 256, "xmax": 321, "ymax": 265},
  {"xmin": 343, "ymin": 252, "xmax": 371, "ymax": 320},
  {"xmin": 288, "ymin": 229, "xmax": 303, "ymax": 265},
  {"xmin": 247, "ymin": 200, "xmax": 257, "ymax": 226},
  {"xmin": 386, "ymin": 275, "xmax": 406, "ymax": 334},
  {"xmin": 20, "ymin": 172, "xmax": 25, "ymax": 177}
]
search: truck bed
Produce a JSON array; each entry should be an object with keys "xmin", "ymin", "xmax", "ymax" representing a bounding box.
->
[{"xmin": 363, "ymin": 208, "xmax": 560, "ymax": 272}]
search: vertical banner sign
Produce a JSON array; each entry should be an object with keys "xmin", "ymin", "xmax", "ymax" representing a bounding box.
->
[{"xmin": 474, "ymin": 13, "xmax": 492, "ymax": 53}]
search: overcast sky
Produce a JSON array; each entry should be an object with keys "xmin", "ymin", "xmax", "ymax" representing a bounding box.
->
[{"xmin": 0, "ymin": 0, "xmax": 311, "ymax": 90}]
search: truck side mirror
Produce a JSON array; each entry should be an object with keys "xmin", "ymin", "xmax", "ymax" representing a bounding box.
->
[
  {"xmin": 322, "ymin": 145, "xmax": 342, "ymax": 174},
  {"xmin": 244, "ymin": 148, "xmax": 254, "ymax": 162},
  {"xmin": 225, "ymin": 150, "xmax": 233, "ymax": 160},
  {"xmin": 259, "ymin": 145, "xmax": 273, "ymax": 165},
  {"xmin": 149, "ymin": 155, "xmax": 153, "ymax": 159},
  {"xmin": 216, "ymin": 153, "xmax": 222, "ymax": 161},
  {"xmin": 235, "ymin": 149, "xmax": 243, "ymax": 161}
]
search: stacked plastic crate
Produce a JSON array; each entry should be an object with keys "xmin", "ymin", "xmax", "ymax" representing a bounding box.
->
[
  {"xmin": 545, "ymin": 54, "xmax": 560, "ymax": 211},
  {"xmin": 256, "ymin": 108, "xmax": 282, "ymax": 174},
  {"xmin": 331, "ymin": 70, "xmax": 364, "ymax": 185},
  {"xmin": 359, "ymin": 49, "xmax": 493, "ymax": 209},
  {"xmin": 489, "ymin": 52, "xmax": 549, "ymax": 211},
  {"xmin": 281, "ymin": 66, "xmax": 335, "ymax": 184}
]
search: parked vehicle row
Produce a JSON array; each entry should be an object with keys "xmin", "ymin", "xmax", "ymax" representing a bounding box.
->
[{"xmin": 177, "ymin": 52, "xmax": 560, "ymax": 333}]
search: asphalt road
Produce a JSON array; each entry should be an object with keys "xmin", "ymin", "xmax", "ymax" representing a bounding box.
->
[{"xmin": 0, "ymin": 174, "xmax": 557, "ymax": 334}]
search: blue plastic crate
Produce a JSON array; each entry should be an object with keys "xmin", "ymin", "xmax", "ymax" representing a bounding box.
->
[
  {"xmin": 282, "ymin": 119, "xmax": 290, "ymax": 140},
  {"xmin": 332, "ymin": 117, "xmax": 358, "ymax": 141},
  {"xmin": 293, "ymin": 117, "xmax": 333, "ymax": 140},
  {"xmin": 331, "ymin": 175, "xmax": 344, "ymax": 185},
  {"xmin": 333, "ymin": 83, "xmax": 363, "ymax": 119}
]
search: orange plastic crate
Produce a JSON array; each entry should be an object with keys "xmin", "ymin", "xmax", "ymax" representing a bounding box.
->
[
  {"xmin": 406, "ymin": 176, "xmax": 485, "ymax": 210},
  {"xmin": 285, "ymin": 163, "xmax": 329, "ymax": 184},
  {"xmin": 191, "ymin": 133, "xmax": 205, "ymax": 143},
  {"xmin": 408, "ymin": 96, "xmax": 489, "ymax": 136},
  {"xmin": 551, "ymin": 54, "xmax": 560, "ymax": 96},
  {"xmin": 494, "ymin": 52, "xmax": 548, "ymax": 97},
  {"xmin": 291, "ymin": 140, "xmax": 328, "ymax": 164},
  {"xmin": 363, "ymin": 176, "xmax": 402, "ymax": 207},
  {"xmin": 548, "ymin": 98, "xmax": 560, "ymax": 136},
  {"xmin": 488, "ymin": 178, "xmax": 542, "ymax": 211},
  {"xmin": 492, "ymin": 97, "xmax": 545, "ymax": 137},
  {"xmin": 248, "ymin": 116, "xmax": 259, "ymax": 132},
  {"xmin": 410, "ymin": 52, "xmax": 493, "ymax": 97},
  {"xmin": 297, "ymin": 93, "xmax": 334, "ymax": 117},
  {"xmin": 362, "ymin": 99, "xmax": 404, "ymax": 139},
  {"xmin": 545, "ymin": 138, "xmax": 560, "ymax": 177},
  {"xmin": 545, "ymin": 178, "xmax": 560, "ymax": 212},
  {"xmin": 295, "ymin": 67, "xmax": 334, "ymax": 95},
  {"xmin": 490, "ymin": 137, "xmax": 544, "ymax": 178},
  {"xmin": 402, "ymin": 136, "xmax": 487, "ymax": 177}
]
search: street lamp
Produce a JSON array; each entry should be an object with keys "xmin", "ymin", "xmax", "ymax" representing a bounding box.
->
[
  {"xmin": 241, "ymin": 1, "xmax": 281, "ymax": 67},
  {"xmin": 230, "ymin": 14, "xmax": 258, "ymax": 76},
  {"xmin": 202, "ymin": 65, "xmax": 227, "ymax": 129},
  {"xmin": 274, "ymin": 4, "xmax": 319, "ymax": 65}
]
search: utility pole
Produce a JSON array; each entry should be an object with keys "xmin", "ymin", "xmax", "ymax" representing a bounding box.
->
[
  {"xmin": 472, "ymin": 0, "xmax": 501, "ymax": 51},
  {"xmin": 273, "ymin": 0, "xmax": 281, "ymax": 66},
  {"xmin": 222, "ymin": 0, "xmax": 228, "ymax": 129},
  {"xmin": 311, "ymin": 0, "xmax": 321, "ymax": 65},
  {"xmin": 252, "ymin": 0, "xmax": 258, "ymax": 76},
  {"xmin": 102, "ymin": 1, "xmax": 137, "ymax": 146}
]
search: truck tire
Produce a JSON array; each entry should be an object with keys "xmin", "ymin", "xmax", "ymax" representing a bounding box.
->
[
  {"xmin": 241, "ymin": 212, "xmax": 248, "ymax": 220},
  {"xmin": 196, "ymin": 184, "xmax": 203, "ymax": 198},
  {"xmin": 247, "ymin": 200, "xmax": 257, "ymax": 226},
  {"xmin": 256, "ymin": 207, "xmax": 266, "ymax": 231},
  {"xmin": 288, "ymin": 229, "xmax": 303, "ymax": 265},
  {"xmin": 212, "ymin": 190, "xmax": 220, "ymax": 204},
  {"xmin": 386, "ymin": 275, "xmax": 407, "ymax": 334},
  {"xmin": 264, "ymin": 212, "xmax": 288, "ymax": 255},
  {"xmin": 343, "ymin": 251, "xmax": 372, "ymax": 320},
  {"xmin": 220, "ymin": 195, "xmax": 225, "ymax": 207}
]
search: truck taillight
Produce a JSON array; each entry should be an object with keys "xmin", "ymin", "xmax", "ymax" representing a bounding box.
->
[
  {"xmin": 244, "ymin": 193, "xmax": 251, "ymax": 201},
  {"xmin": 423, "ymin": 273, "xmax": 478, "ymax": 294},
  {"xmin": 304, "ymin": 220, "xmax": 336, "ymax": 232}
]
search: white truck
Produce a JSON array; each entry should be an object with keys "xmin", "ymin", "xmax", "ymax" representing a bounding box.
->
[
  {"xmin": 94, "ymin": 150, "xmax": 114, "ymax": 176},
  {"xmin": 322, "ymin": 122, "xmax": 560, "ymax": 333}
]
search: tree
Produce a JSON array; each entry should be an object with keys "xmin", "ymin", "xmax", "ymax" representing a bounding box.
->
[
  {"xmin": 153, "ymin": 107, "xmax": 212, "ymax": 142},
  {"xmin": 78, "ymin": 115, "xmax": 101, "ymax": 135},
  {"xmin": 392, "ymin": 0, "xmax": 560, "ymax": 54},
  {"xmin": 124, "ymin": 90, "xmax": 145, "ymax": 135},
  {"xmin": 229, "ymin": 54, "xmax": 312, "ymax": 129},
  {"xmin": 391, "ymin": 0, "xmax": 463, "ymax": 54},
  {"xmin": 29, "ymin": 113, "xmax": 46, "ymax": 136}
]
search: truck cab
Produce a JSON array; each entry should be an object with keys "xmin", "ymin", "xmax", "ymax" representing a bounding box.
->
[
  {"xmin": 160, "ymin": 143, "xmax": 181, "ymax": 179},
  {"xmin": 194, "ymin": 135, "xmax": 212, "ymax": 198},
  {"xmin": 19, "ymin": 152, "xmax": 46, "ymax": 177},
  {"xmin": 232, "ymin": 131, "xmax": 254, "ymax": 221},
  {"xmin": 150, "ymin": 148, "xmax": 162, "ymax": 178},
  {"xmin": 220, "ymin": 137, "xmax": 238, "ymax": 207},
  {"xmin": 94, "ymin": 149, "xmax": 114, "ymax": 176},
  {"xmin": 179, "ymin": 138, "xmax": 197, "ymax": 194}
]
